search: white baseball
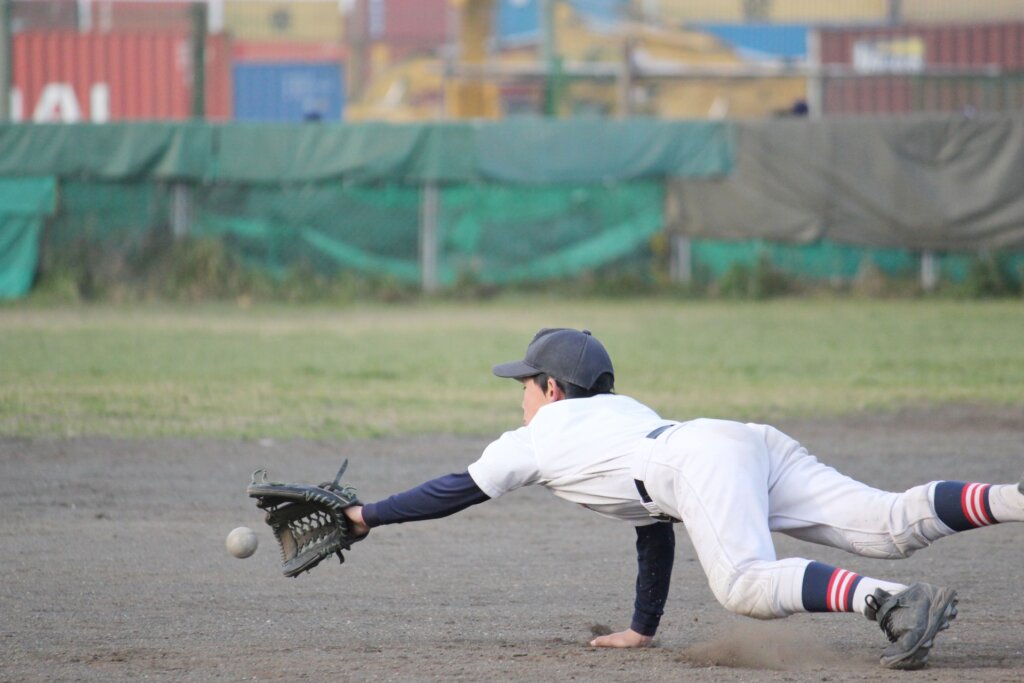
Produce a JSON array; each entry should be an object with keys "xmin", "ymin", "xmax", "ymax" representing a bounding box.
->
[{"xmin": 226, "ymin": 526, "xmax": 258, "ymax": 559}]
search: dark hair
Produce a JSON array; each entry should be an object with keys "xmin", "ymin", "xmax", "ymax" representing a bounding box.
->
[{"xmin": 530, "ymin": 371, "xmax": 615, "ymax": 399}]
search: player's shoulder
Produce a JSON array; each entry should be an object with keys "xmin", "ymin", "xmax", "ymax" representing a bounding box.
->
[
  {"xmin": 532, "ymin": 393, "xmax": 662, "ymax": 429},
  {"xmin": 487, "ymin": 424, "xmax": 533, "ymax": 450},
  {"xmin": 573, "ymin": 393, "xmax": 661, "ymax": 416}
]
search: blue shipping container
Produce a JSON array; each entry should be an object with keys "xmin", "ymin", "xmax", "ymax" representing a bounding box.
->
[
  {"xmin": 497, "ymin": 0, "xmax": 628, "ymax": 44},
  {"xmin": 498, "ymin": 0, "xmax": 538, "ymax": 42},
  {"xmin": 233, "ymin": 63, "xmax": 345, "ymax": 122},
  {"xmin": 693, "ymin": 24, "xmax": 808, "ymax": 62}
]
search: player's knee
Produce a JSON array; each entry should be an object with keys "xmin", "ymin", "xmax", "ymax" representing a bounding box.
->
[
  {"xmin": 853, "ymin": 540, "xmax": 914, "ymax": 559},
  {"xmin": 718, "ymin": 589, "xmax": 779, "ymax": 619},
  {"xmin": 887, "ymin": 542, "xmax": 916, "ymax": 559},
  {"xmin": 710, "ymin": 573, "xmax": 781, "ymax": 620},
  {"xmin": 847, "ymin": 523, "xmax": 925, "ymax": 558}
]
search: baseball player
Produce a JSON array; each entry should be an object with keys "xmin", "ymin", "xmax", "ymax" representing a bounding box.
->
[{"xmin": 345, "ymin": 327, "xmax": 1024, "ymax": 670}]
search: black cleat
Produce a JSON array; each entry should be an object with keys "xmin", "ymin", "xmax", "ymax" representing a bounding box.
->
[{"xmin": 864, "ymin": 583, "xmax": 958, "ymax": 670}]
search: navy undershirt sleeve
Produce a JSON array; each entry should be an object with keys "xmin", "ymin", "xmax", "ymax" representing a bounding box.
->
[
  {"xmin": 361, "ymin": 471, "xmax": 490, "ymax": 527},
  {"xmin": 630, "ymin": 521, "xmax": 675, "ymax": 637}
]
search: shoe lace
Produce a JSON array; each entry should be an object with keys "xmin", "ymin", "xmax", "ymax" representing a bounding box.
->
[
  {"xmin": 878, "ymin": 610, "xmax": 898, "ymax": 643},
  {"xmin": 865, "ymin": 593, "xmax": 899, "ymax": 643}
]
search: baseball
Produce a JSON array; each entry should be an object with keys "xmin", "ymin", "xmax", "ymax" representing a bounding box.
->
[{"xmin": 226, "ymin": 526, "xmax": 258, "ymax": 559}]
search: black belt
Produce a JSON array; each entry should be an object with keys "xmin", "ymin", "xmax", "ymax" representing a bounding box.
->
[
  {"xmin": 635, "ymin": 424, "xmax": 681, "ymax": 523},
  {"xmin": 633, "ymin": 478, "xmax": 679, "ymax": 523},
  {"xmin": 634, "ymin": 479, "xmax": 656, "ymax": 504}
]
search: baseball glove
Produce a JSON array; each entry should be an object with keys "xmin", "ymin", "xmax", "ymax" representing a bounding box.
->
[{"xmin": 247, "ymin": 459, "xmax": 366, "ymax": 578}]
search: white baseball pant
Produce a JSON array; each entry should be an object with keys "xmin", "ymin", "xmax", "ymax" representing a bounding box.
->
[{"xmin": 633, "ymin": 418, "xmax": 951, "ymax": 619}]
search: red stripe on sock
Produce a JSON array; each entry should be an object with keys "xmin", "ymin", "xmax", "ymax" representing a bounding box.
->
[
  {"xmin": 975, "ymin": 484, "xmax": 993, "ymax": 525},
  {"xmin": 838, "ymin": 571, "xmax": 855, "ymax": 611},
  {"xmin": 962, "ymin": 483, "xmax": 993, "ymax": 527},
  {"xmin": 826, "ymin": 569, "xmax": 841, "ymax": 611},
  {"xmin": 826, "ymin": 569, "xmax": 858, "ymax": 612},
  {"xmin": 961, "ymin": 484, "xmax": 980, "ymax": 526}
]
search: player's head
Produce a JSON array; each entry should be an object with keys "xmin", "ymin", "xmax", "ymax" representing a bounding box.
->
[
  {"xmin": 493, "ymin": 328, "xmax": 615, "ymax": 424},
  {"xmin": 493, "ymin": 328, "xmax": 615, "ymax": 394}
]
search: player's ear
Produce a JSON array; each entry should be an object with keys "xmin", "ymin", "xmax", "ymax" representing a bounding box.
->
[{"xmin": 546, "ymin": 377, "xmax": 565, "ymax": 401}]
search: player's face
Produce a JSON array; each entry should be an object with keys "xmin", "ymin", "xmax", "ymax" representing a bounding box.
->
[
  {"xmin": 521, "ymin": 378, "xmax": 547, "ymax": 425},
  {"xmin": 520, "ymin": 376, "xmax": 562, "ymax": 425}
]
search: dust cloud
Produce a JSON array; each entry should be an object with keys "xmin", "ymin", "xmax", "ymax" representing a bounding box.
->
[{"xmin": 677, "ymin": 620, "xmax": 843, "ymax": 670}]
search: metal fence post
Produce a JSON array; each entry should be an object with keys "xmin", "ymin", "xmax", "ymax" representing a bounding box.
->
[
  {"xmin": 669, "ymin": 234, "xmax": 692, "ymax": 284},
  {"xmin": 171, "ymin": 183, "xmax": 193, "ymax": 239},
  {"xmin": 190, "ymin": 2, "xmax": 207, "ymax": 120},
  {"xmin": 0, "ymin": 0, "xmax": 10, "ymax": 122},
  {"xmin": 616, "ymin": 39, "xmax": 633, "ymax": 118},
  {"xmin": 420, "ymin": 182, "xmax": 440, "ymax": 293},
  {"xmin": 806, "ymin": 28, "xmax": 823, "ymax": 119},
  {"xmin": 920, "ymin": 250, "xmax": 939, "ymax": 292}
]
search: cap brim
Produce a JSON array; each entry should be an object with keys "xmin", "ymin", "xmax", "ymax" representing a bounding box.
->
[{"xmin": 492, "ymin": 359, "xmax": 540, "ymax": 379}]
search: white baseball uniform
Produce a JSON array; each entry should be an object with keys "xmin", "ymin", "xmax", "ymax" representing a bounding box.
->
[{"xmin": 467, "ymin": 394, "xmax": 977, "ymax": 619}]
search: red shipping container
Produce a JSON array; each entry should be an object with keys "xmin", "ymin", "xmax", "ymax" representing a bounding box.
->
[
  {"xmin": 12, "ymin": 0, "xmax": 78, "ymax": 31},
  {"xmin": 87, "ymin": 1, "xmax": 194, "ymax": 33},
  {"xmin": 352, "ymin": 0, "xmax": 449, "ymax": 44},
  {"xmin": 12, "ymin": 31, "xmax": 232, "ymax": 122},
  {"xmin": 822, "ymin": 77, "xmax": 915, "ymax": 115},
  {"xmin": 819, "ymin": 22, "xmax": 1024, "ymax": 114},
  {"xmin": 823, "ymin": 75, "xmax": 1024, "ymax": 115},
  {"xmin": 378, "ymin": 0, "xmax": 448, "ymax": 43},
  {"xmin": 820, "ymin": 22, "xmax": 1024, "ymax": 70},
  {"xmin": 232, "ymin": 40, "xmax": 347, "ymax": 63},
  {"xmin": 347, "ymin": 0, "xmax": 449, "ymax": 93}
]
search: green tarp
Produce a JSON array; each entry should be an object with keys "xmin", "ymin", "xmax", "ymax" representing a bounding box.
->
[
  {"xmin": 0, "ymin": 120, "xmax": 734, "ymax": 183},
  {"xmin": 0, "ymin": 120, "xmax": 729, "ymax": 298},
  {"xmin": 0, "ymin": 124, "xmax": 213, "ymax": 181},
  {"xmin": 4, "ymin": 116, "xmax": 1024, "ymax": 300},
  {"xmin": 0, "ymin": 177, "xmax": 57, "ymax": 299},
  {"xmin": 213, "ymin": 124, "xmax": 479, "ymax": 183},
  {"xmin": 474, "ymin": 120, "xmax": 734, "ymax": 182}
]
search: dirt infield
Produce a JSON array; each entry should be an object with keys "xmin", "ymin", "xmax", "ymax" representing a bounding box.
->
[{"xmin": 3, "ymin": 406, "xmax": 1023, "ymax": 682}]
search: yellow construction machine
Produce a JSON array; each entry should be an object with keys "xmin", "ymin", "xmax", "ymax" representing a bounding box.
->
[{"xmin": 346, "ymin": 0, "xmax": 806, "ymax": 121}]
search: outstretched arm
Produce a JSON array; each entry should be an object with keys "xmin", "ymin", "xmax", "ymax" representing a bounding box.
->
[
  {"xmin": 344, "ymin": 471, "xmax": 490, "ymax": 536},
  {"xmin": 590, "ymin": 521, "xmax": 675, "ymax": 648}
]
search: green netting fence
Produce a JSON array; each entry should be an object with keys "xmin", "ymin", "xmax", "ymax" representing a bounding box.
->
[
  {"xmin": 692, "ymin": 238, "xmax": 1024, "ymax": 289},
  {"xmin": 1, "ymin": 119, "xmax": 1022, "ymax": 300},
  {"xmin": 11, "ymin": 176, "xmax": 1020, "ymax": 301}
]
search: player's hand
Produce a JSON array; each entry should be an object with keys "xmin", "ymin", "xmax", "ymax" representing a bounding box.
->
[
  {"xmin": 344, "ymin": 505, "xmax": 370, "ymax": 538},
  {"xmin": 589, "ymin": 628, "xmax": 653, "ymax": 648}
]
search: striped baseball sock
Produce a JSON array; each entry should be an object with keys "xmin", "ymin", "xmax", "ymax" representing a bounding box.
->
[
  {"xmin": 932, "ymin": 481, "xmax": 1024, "ymax": 530},
  {"xmin": 801, "ymin": 561, "xmax": 904, "ymax": 616}
]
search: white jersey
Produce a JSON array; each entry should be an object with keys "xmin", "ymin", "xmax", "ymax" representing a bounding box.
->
[{"xmin": 467, "ymin": 394, "xmax": 671, "ymax": 525}]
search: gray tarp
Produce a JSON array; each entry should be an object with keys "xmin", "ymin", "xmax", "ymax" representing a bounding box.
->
[{"xmin": 667, "ymin": 114, "xmax": 1024, "ymax": 250}]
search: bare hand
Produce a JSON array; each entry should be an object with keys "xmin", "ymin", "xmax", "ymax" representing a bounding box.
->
[
  {"xmin": 344, "ymin": 505, "xmax": 370, "ymax": 538},
  {"xmin": 589, "ymin": 629, "xmax": 653, "ymax": 648}
]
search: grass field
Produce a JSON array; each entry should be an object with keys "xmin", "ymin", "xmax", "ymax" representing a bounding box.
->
[{"xmin": 1, "ymin": 298, "xmax": 1021, "ymax": 439}]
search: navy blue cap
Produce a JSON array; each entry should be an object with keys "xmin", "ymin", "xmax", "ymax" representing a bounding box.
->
[{"xmin": 492, "ymin": 328, "xmax": 614, "ymax": 390}]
